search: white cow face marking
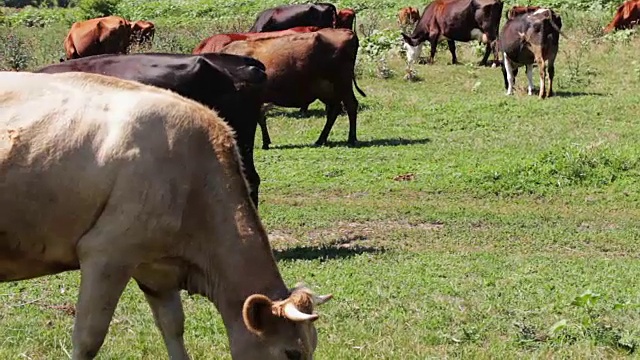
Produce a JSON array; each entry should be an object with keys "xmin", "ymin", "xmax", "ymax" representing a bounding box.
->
[{"xmin": 403, "ymin": 42, "xmax": 423, "ymax": 63}]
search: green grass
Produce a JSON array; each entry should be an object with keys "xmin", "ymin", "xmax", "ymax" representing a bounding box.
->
[{"xmin": 2, "ymin": 4, "xmax": 640, "ymax": 359}]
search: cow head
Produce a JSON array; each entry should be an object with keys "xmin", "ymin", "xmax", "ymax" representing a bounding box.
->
[
  {"xmin": 233, "ymin": 286, "xmax": 333, "ymax": 360},
  {"xmin": 518, "ymin": 9, "xmax": 563, "ymax": 47},
  {"xmin": 130, "ymin": 20, "xmax": 155, "ymax": 46},
  {"xmin": 401, "ymin": 32, "xmax": 424, "ymax": 64},
  {"xmin": 335, "ymin": 8, "xmax": 356, "ymax": 29},
  {"xmin": 604, "ymin": 1, "xmax": 640, "ymax": 33},
  {"xmin": 410, "ymin": 7, "xmax": 421, "ymax": 23},
  {"xmin": 398, "ymin": 7, "xmax": 421, "ymax": 25},
  {"xmin": 473, "ymin": 0, "xmax": 504, "ymax": 41}
]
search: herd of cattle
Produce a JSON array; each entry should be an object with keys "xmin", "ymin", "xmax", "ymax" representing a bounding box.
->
[{"xmin": 1, "ymin": 0, "xmax": 639, "ymax": 359}]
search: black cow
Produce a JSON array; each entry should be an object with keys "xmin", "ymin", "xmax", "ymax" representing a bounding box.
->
[
  {"xmin": 401, "ymin": 0, "xmax": 504, "ymax": 66},
  {"xmin": 499, "ymin": 8, "xmax": 563, "ymax": 98},
  {"xmin": 249, "ymin": 3, "xmax": 338, "ymax": 32},
  {"xmin": 36, "ymin": 53, "xmax": 267, "ymax": 207}
]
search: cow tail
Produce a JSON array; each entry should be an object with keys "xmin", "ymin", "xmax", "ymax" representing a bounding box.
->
[
  {"xmin": 353, "ymin": 76, "xmax": 366, "ymax": 97},
  {"xmin": 353, "ymin": 13, "xmax": 357, "ymax": 32}
]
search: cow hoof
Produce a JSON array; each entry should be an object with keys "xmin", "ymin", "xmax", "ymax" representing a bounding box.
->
[
  {"xmin": 347, "ymin": 140, "xmax": 358, "ymax": 147},
  {"xmin": 262, "ymin": 144, "xmax": 270, "ymax": 150},
  {"xmin": 313, "ymin": 141, "xmax": 325, "ymax": 147},
  {"xmin": 491, "ymin": 63, "xmax": 497, "ymax": 68}
]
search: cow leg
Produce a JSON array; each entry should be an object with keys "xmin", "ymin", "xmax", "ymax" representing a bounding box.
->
[
  {"xmin": 526, "ymin": 64, "xmax": 534, "ymax": 96},
  {"xmin": 72, "ymin": 258, "xmax": 132, "ymax": 359},
  {"xmin": 503, "ymin": 53, "xmax": 516, "ymax": 96},
  {"xmin": 447, "ymin": 40, "xmax": 458, "ymax": 65},
  {"xmin": 547, "ymin": 54, "xmax": 557, "ymax": 97},
  {"xmin": 479, "ymin": 43, "xmax": 491, "ymax": 66},
  {"xmin": 343, "ymin": 90, "xmax": 359, "ymax": 146},
  {"xmin": 258, "ymin": 111, "xmax": 271, "ymax": 150},
  {"xmin": 139, "ymin": 287, "xmax": 190, "ymax": 360},
  {"xmin": 428, "ymin": 39, "xmax": 438, "ymax": 64},
  {"xmin": 239, "ymin": 143, "xmax": 260, "ymax": 208},
  {"xmin": 491, "ymin": 40, "xmax": 500, "ymax": 67},
  {"xmin": 299, "ymin": 103, "xmax": 309, "ymax": 116},
  {"xmin": 315, "ymin": 101, "xmax": 342, "ymax": 146},
  {"xmin": 538, "ymin": 59, "xmax": 547, "ymax": 99}
]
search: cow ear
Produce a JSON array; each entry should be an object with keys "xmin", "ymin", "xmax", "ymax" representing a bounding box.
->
[{"xmin": 242, "ymin": 294, "xmax": 274, "ymax": 336}]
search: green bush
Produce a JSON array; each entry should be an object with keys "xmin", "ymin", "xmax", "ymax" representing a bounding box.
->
[
  {"xmin": 4, "ymin": 6, "xmax": 81, "ymax": 27},
  {"xmin": 0, "ymin": 32, "xmax": 33, "ymax": 70},
  {"xmin": 76, "ymin": 0, "xmax": 121, "ymax": 19}
]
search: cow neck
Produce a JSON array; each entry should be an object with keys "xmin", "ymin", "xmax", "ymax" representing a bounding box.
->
[{"xmin": 186, "ymin": 176, "xmax": 288, "ymax": 328}]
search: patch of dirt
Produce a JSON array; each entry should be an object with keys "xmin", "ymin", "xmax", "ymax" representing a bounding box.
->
[
  {"xmin": 393, "ymin": 173, "xmax": 416, "ymax": 181},
  {"xmin": 45, "ymin": 303, "xmax": 76, "ymax": 317},
  {"xmin": 269, "ymin": 219, "xmax": 444, "ymax": 249}
]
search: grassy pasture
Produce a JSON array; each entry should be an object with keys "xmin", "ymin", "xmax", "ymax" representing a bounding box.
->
[{"xmin": 1, "ymin": 1, "xmax": 640, "ymax": 359}]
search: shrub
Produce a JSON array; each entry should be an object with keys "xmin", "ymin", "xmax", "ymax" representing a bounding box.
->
[
  {"xmin": 0, "ymin": 32, "xmax": 33, "ymax": 71},
  {"xmin": 76, "ymin": 0, "xmax": 121, "ymax": 19}
]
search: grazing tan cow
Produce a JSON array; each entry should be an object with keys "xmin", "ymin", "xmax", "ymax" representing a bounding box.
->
[
  {"xmin": 0, "ymin": 71, "xmax": 332, "ymax": 360},
  {"xmin": 62, "ymin": 16, "xmax": 132, "ymax": 60}
]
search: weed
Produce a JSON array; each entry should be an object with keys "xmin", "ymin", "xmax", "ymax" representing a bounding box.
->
[
  {"xmin": 561, "ymin": 39, "xmax": 597, "ymax": 90},
  {"xmin": 0, "ymin": 32, "xmax": 32, "ymax": 70}
]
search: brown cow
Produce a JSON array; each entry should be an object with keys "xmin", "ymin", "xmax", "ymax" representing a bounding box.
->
[
  {"xmin": 0, "ymin": 70, "xmax": 333, "ymax": 359},
  {"xmin": 130, "ymin": 20, "xmax": 155, "ymax": 46},
  {"xmin": 604, "ymin": 0, "xmax": 640, "ymax": 33},
  {"xmin": 193, "ymin": 26, "xmax": 322, "ymax": 117},
  {"xmin": 62, "ymin": 16, "xmax": 131, "ymax": 61},
  {"xmin": 336, "ymin": 8, "xmax": 357, "ymax": 30},
  {"xmin": 401, "ymin": 0, "xmax": 504, "ymax": 66},
  {"xmin": 193, "ymin": 26, "xmax": 321, "ymax": 54},
  {"xmin": 398, "ymin": 7, "xmax": 421, "ymax": 26},
  {"xmin": 220, "ymin": 28, "xmax": 367, "ymax": 148}
]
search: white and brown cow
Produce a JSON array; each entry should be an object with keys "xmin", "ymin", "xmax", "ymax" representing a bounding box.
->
[
  {"xmin": 499, "ymin": 8, "xmax": 564, "ymax": 98},
  {"xmin": 0, "ymin": 71, "xmax": 332, "ymax": 359}
]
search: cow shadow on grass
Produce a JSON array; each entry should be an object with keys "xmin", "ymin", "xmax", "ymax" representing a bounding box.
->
[
  {"xmin": 267, "ymin": 108, "xmax": 326, "ymax": 119},
  {"xmin": 274, "ymin": 240, "xmax": 384, "ymax": 262},
  {"xmin": 269, "ymin": 137, "xmax": 431, "ymax": 150},
  {"xmin": 266, "ymin": 103, "xmax": 373, "ymax": 119},
  {"xmin": 551, "ymin": 91, "xmax": 607, "ymax": 98}
]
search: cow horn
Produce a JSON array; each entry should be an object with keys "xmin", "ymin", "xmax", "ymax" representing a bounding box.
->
[
  {"xmin": 313, "ymin": 293, "xmax": 333, "ymax": 305},
  {"xmin": 282, "ymin": 302, "xmax": 319, "ymax": 322}
]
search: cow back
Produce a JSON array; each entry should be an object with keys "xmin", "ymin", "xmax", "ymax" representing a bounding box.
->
[
  {"xmin": 64, "ymin": 16, "xmax": 131, "ymax": 59},
  {"xmin": 249, "ymin": 3, "xmax": 336, "ymax": 32},
  {"xmin": 193, "ymin": 27, "xmax": 321, "ymax": 54}
]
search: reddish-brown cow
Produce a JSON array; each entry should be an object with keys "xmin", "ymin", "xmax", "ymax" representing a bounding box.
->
[
  {"xmin": 604, "ymin": 0, "xmax": 640, "ymax": 33},
  {"xmin": 193, "ymin": 26, "xmax": 322, "ymax": 115},
  {"xmin": 398, "ymin": 7, "xmax": 421, "ymax": 25},
  {"xmin": 401, "ymin": 0, "xmax": 504, "ymax": 66},
  {"xmin": 336, "ymin": 8, "xmax": 357, "ymax": 30},
  {"xmin": 219, "ymin": 28, "xmax": 367, "ymax": 149},
  {"xmin": 130, "ymin": 20, "xmax": 155, "ymax": 45},
  {"xmin": 192, "ymin": 26, "xmax": 320, "ymax": 54},
  {"xmin": 62, "ymin": 16, "xmax": 131, "ymax": 61}
]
